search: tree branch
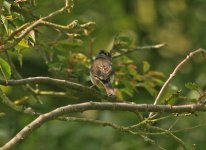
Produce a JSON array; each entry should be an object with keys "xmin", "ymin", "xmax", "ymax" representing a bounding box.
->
[
  {"xmin": 33, "ymin": 90, "xmax": 67, "ymax": 97},
  {"xmin": 5, "ymin": 23, "xmax": 30, "ymax": 42},
  {"xmin": 0, "ymin": 76, "xmax": 99, "ymax": 94},
  {"xmin": 40, "ymin": 20, "xmax": 95, "ymax": 32},
  {"xmin": 4, "ymin": 51, "xmax": 42, "ymax": 103},
  {"xmin": 113, "ymin": 43, "xmax": 166, "ymax": 59},
  {"xmin": 60, "ymin": 117, "xmax": 166, "ymax": 150},
  {"xmin": 0, "ymin": 76, "xmax": 111, "ymax": 101},
  {"xmin": 0, "ymin": 0, "xmax": 74, "ymax": 51},
  {"xmin": 148, "ymin": 126, "xmax": 188, "ymax": 150},
  {"xmin": 149, "ymin": 48, "xmax": 206, "ymax": 118},
  {"xmin": 0, "ymin": 101, "xmax": 205, "ymax": 150}
]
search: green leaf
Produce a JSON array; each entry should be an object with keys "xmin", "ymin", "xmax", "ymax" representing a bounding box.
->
[
  {"xmin": 0, "ymin": 112, "xmax": 6, "ymax": 117},
  {"xmin": 143, "ymin": 61, "xmax": 150, "ymax": 73},
  {"xmin": 28, "ymin": 30, "xmax": 36, "ymax": 46},
  {"xmin": 142, "ymin": 81, "xmax": 157, "ymax": 97},
  {"xmin": 17, "ymin": 53, "xmax": 23, "ymax": 68},
  {"xmin": 1, "ymin": 15, "xmax": 8, "ymax": 34},
  {"xmin": 118, "ymin": 36, "xmax": 132, "ymax": 45},
  {"xmin": 18, "ymin": 39, "xmax": 30, "ymax": 48},
  {"xmin": 113, "ymin": 35, "xmax": 133, "ymax": 51},
  {"xmin": 0, "ymin": 58, "xmax": 11, "ymax": 81},
  {"xmin": 3, "ymin": 1, "xmax": 11, "ymax": 14},
  {"xmin": 185, "ymin": 82, "xmax": 200, "ymax": 91}
]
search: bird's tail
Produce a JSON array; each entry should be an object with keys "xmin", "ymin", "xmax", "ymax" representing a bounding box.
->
[{"xmin": 103, "ymin": 82, "xmax": 115, "ymax": 96}]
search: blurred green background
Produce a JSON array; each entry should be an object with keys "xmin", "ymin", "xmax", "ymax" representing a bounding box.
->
[{"xmin": 1, "ymin": 0, "xmax": 206, "ymax": 149}]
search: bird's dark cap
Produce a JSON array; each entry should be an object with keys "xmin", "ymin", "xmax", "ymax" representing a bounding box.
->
[
  {"xmin": 97, "ymin": 50, "xmax": 111, "ymax": 59},
  {"xmin": 99, "ymin": 50, "xmax": 107, "ymax": 54}
]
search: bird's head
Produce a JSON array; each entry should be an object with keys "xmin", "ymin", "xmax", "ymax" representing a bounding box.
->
[{"xmin": 96, "ymin": 50, "xmax": 111, "ymax": 60}]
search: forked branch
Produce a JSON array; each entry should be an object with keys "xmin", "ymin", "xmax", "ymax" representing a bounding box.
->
[{"xmin": 0, "ymin": 102, "xmax": 205, "ymax": 150}]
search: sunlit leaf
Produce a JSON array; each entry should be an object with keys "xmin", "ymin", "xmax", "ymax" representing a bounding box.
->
[
  {"xmin": 70, "ymin": 53, "xmax": 88, "ymax": 64},
  {"xmin": 1, "ymin": 15, "xmax": 8, "ymax": 34},
  {"xmin": 4, "ymin": 15, "xmax": 13, "ymax": 20},
  {"xmin": 17, "ymin": 53, "xmax": 23, "ymax": 67},
  {"xmin": 115, "ymin": 89, "xmax": 124, "ymax": 101},
  {"xmin": 143, "ymin": 61, "xmax": 150, "ymax": 73},
  {"xmin": 57, "ymin": 55, "xmax": 66, "ymax": 61},
  {"xmin": 0, "ymin": 58, "xmax": 11, "ymax": 81},
  {"xmin": 12, "ymin": 12, "xmax": 25, "ymax": 26},
  {"xmin": 147, "ymin": 71, "xmax": 165, "ymax": 78},
  {"xmin": 18, "ymin": 39, "xmax": 30, "ymax": 48},
  {"xmin": 14, "ymin": 96, "xmax": 29, "ymax": 105},
  {"xmin": 3, "ymin": 1, "xmax": 11, "ymax": 14},
  {"xmin": 142, "ymin": 81, "xmax": 157, "ymax": 97},
  {"xmin": 121, "ymin": 80, "xmax": 135, "ymax": 97},
  {"xmin": 0, "ymin": 112, "xmax": 6, "ymax": 117},
  {"xmin": 118, "ymin": 36, "xmax": 132, "ymax": 45},
  {"xmin": 28, "ymin": 30, "xmax": 35, "ymax": 46},
  {"xmin": 151, "ymin": 78, "xmax": 164, "ymax": 86}
]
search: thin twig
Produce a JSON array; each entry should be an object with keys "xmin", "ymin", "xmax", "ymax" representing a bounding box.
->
[
  {"xmin": 62, "ymin": 117, "xmax": 166, "ymax": 149},
  {"xmin": 113, "ymin": 43, "xmax": 166, "ymax": 59},
  {"xmin": 149, "ymin": 48, "xmax": 206, "ymax": 118},
  {"xmin": 2, "ymin": 18, "xmax": 43, "ymax": 51},
  {"xmin": 61, "ymin": 116, "xmax": 129, "ymax": 130},
  {"xmin": 168, "ymin": 117, "xmax": 180, "ymax": 131},
  {"xmin": 172, "ymin": 122, "xmax": 206, "ymax": 133},
  {"xmin": 34, "ymin": 90, "xmax": 67, "ymax": 97},
  {"xmin": 5, "ymin": 23, "xmax": 30, "ymax": 42},
  {"xmin": 126, "ymin": 115, "xmax": 173, "ymax": 130},
  {"xmin": 149, "ymin": 126, "xmax": 188, "ymax": 150},
  {"xmin": 154, "ymin": 48, "xmax": 206, "ymax": 105},
  {"xmin": 139, "ymin": 135, "xmax": 167, "ymax": 150}
]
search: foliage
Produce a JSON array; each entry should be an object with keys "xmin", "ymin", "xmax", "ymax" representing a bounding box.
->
[{"xmin": 0, "ymin": 0, "xmax": 206, "ymax": 150}]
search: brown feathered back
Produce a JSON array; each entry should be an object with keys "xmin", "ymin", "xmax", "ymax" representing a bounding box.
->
[{"xmin": 90, "ymin": 50, "xmax": 115, "ymax": 96}]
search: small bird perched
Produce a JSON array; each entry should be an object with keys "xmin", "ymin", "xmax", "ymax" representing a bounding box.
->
[{"xmin": 90, "ymin": 50, "xmax": 115, "ymax": 96}]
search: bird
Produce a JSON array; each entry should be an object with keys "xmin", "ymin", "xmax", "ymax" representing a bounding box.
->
[{"xmin": 90, "ymin": 50, "xmax": 115, "ymax": 96}]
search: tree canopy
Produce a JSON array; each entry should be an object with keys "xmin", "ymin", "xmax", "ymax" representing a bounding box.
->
[{"xmin": 0, "ymin": 0, "xmax": 206, "ymax": 150}]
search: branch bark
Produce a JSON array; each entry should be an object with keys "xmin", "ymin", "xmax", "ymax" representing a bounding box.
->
[
  {"xmin": 0, "ymin": 76, "xmax": 101, "ymax": 95},
  {"xmin": 0, "ymin": 102, "xmax": 205, "ymax": 150},
  {"xmin": 113, "ymin": 43, "xmax": 166, "ymax": 59}
]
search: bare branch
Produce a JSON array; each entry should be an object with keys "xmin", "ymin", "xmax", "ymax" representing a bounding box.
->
[
  {"xmin": 2, "ymin": 19, "xmax": 43, "ymax": 51},
  {"xmin": 149, "ymin": 48, "xmax": 206, "ymax": 118},
  {"xmin": 5, "ymin": 23, "xmax": 30, "ymax": 42},
  {"xmin": 61, "ymin": 117, "xmax": 167, "ymax": 150},
  {"xmin": 0, "ymin": 101, "xmax": 205, "ymax": 149},
  {"xmin": 113, "ymin": 43, "xmax": 166, "ymax": 59},
  {"xmin": 33, "ymin": 90, "xmax": 67, "ymax": 97},
  {"xmin": 148, "ymin": 126, "xmax": 188, "ymax": 150},
  {"xmin": 0, "ymin": 76, "xmax": 99, "ymax": 94},
  {"xmin": 39, "ymin": 20, "xmax": 95, "ymax": 33}
]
